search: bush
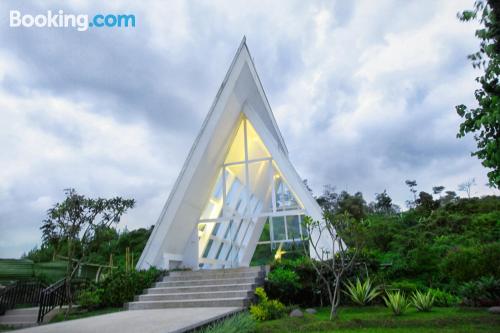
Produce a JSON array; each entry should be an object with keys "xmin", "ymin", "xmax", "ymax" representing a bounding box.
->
[
  {"xmin": 266, "ymin": 267, "xmax": 301, "ymax": 304},
  {"xmin": 343, "ymin": 277, "xmax": 381, "ymax": 305},
  {"xmin": 77, "ymin": 289, "xmax": 103, "ymax": 310},
  {"xmin": 389, "ymin": 280, "xmax": 424, "ymax": 294},
  {"xmin": 250, "ymin": 287, "xmax": 286, "ymax": 321},
  {"xmin": 199, "ymin": 312, "xmax": 255, "ymax": 333},
  {"xmin": 411, "ymin": 290, "xmax": 434, "ymax": 312},
  {"xmin": 100, "ymin": 268, "xmax": 162, "ymax": 307},
  {"xmin": 427, "ymin": 288, "xmax": 459, "ymax": 307},
  {"xmin": 383, "ymin": 291, "xmax": 411, "ymax": 316},
  {"xmin": 459, "ymin": 276, "xmax": 500, "ymax": 307}
]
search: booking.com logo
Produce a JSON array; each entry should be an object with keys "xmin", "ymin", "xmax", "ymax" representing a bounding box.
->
[{"xmin": 9, "ymin": 10, "xmax": 135, "ymax": 32}]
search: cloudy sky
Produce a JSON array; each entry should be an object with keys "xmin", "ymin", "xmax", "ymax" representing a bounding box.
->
[{"xmin": 0, "ymin": 0, "xmax": 497, "ymax": 258}]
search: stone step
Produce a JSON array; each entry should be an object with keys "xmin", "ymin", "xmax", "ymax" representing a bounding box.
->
[
  {"xmin": 168, "ymin": 266, "xmax": 263, "ymax": 277},
  {"xmin": 127, "ymin": 297, "xmax": 249, "ymax": 310},
  {"xmin": 164, "ymin": 271, "xmax": 261, "ymax": 281},
  {"xmin": 137, "ymin": 290, "xmax": 252, "ymax": 301},
  {"xmin": 3, "ymin": 307, "xmax": 39, "ymax": 315},
  {"xmin": 146, "ymin": 283, "xmax": 256, "ymax": 294},
  {"xmin": 0, "ymin": 314, "xmax": 38, "ymax": 322},
  {"xmin": 155, "ymin": 277, "xmax": 258, "ymax": 288}
]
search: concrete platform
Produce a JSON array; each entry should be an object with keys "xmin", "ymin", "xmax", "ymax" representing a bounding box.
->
[{"xmin": 12, "ymin": 307, "xmax": 242, "ymax": 333}]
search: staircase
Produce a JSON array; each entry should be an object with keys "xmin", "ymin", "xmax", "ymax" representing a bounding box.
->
[
  {"xmin": 0, "ymin": 307, "xmax": 38, "ymax": 329},
  {"xmin": 126, "ymin": 266, "xmax": 266, "ymax": 310}
]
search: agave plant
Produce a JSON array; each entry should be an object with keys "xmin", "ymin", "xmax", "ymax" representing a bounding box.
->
[
  {"xmin": 343, "ymin": 277, "xmax": 381, "ymax": 305},
  {"xmin": 411, "ymin": 290, "xmax": 435, "ymax": 312},
  {"xmin": 383, "ymin": 291, "xmax": 411, "ymax": 316}
]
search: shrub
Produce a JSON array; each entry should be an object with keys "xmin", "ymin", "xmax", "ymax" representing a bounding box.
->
[
  {"xmin": 250, "ymin": 287, "xmax": 286, "ymax": 321},
  {"xmin": 411, "ymin": 290, "xmax": 434, "ymax": 312},
  {"xmin": 199, "ymin": 313, "xmax": 255, "ymax": 333},
  {"xmin": 383, "ymin": 291, "xmax": 411, "ymax": 316},
  {"xmin": 427, "ymin": 288, "xmax": 459, "ymax": 307},
  {"xmin": 459, "ymin": 276, "xmax": 500, "ymax": 307},
  {"xmin": 266, "ymin": 267, "xmax": 301, "ymax": 304},
  {"xmin": 343, "ymin": 277, "xmax": 381, "ymax": 305},
  {"xmin": 389, "ymin": 280, "xmax": 424, "ymax": 294},
  {"xmin": 100, "ymin": 267, "xmax": 162, "ymax": 307},
  {"xmin": 77, "ymin": 289, "xmax": 103, "ymax": 310}
]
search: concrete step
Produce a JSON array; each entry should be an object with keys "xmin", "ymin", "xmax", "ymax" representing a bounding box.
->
[
  {"xmin": 164, "ymin": 271, "xmax": 261, "ymax": 281},
  {"xmin": 168, "ymin": 266, "xmax": 263, "ymax": 277},
  {"xmin": 155, "ymin": 277, "xmax": 258, "ymax": 288},
  {"xmin": 146, "ymin": 283, "xmax": 256, "ymax": 294},
  {"xmin": 137, "ymin": 290, "xmax": 252, "ymax": 301},
  {"xmin": 3, "ymin": 307, "xmax": 39, "ymax": 315},
  {"xmin": 0, "ymin": 314, "xmax": 38, "ymax": 322},
  {"xmin": 127, "ymin": 297, "xmax": 249, "ymax": 310}
]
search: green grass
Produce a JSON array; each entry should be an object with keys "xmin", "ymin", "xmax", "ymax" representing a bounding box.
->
[
  {"xmin": 49, "ymin": 307, "xmax": 123, "ymax": 323},
  {"xmin": 256, "ymin": 306, "xmax": 500, "ymax": 333}
]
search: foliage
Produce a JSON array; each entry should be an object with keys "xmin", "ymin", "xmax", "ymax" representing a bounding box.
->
[
  {"xmin": 456, "ymin": 0, "xmax": 500, "ymax": 188},
  {"xmin": 99, "ymin": 267, "xmax": 162, "ymax": 307},
  {"xmin": 383, "ymin": 291, "xmax": 411, "ymax": 316},
  {"xmin": 411, "ymin": 290, "xmax": 434, "ymax": 312},
  {"xmin": 266, "ymin": 267, "xmax": 301, "ymax": 304},
  {"xmin": 303, "ymin": 211, "xmax": 365, "ymax": 319},
  {"xmin": 343, "ymin": 278, "xmax": 381, "ymax": 306},
  {"xmin": 249, "ymin": 287, "xmax": 286, "ymax": 321},
  {"xmin": 255, "ymin": 306, "xmax": 500, "ymax": 333},
  {"xmin": 40, "ymin": 189, "xmax": 134, "ymax": 310},
  {"xmin": 199, "ymin": 313, "xmax": 255, "ymax": 333},
  {"xmin": 76, "ymin": 289, "xmax": 103, "ymax": 310},
  {"xmin": 426, "ymin": 288, "xmax": 459, "ymax": 307},
  {"xmin": 459, "ymin": 276, "xmax": 500, "ymax": 307}
]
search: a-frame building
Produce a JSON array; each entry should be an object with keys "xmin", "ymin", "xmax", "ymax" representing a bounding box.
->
[{"xmin": 137, "ymin": 38, "xmax": 332, "ymax": 270}]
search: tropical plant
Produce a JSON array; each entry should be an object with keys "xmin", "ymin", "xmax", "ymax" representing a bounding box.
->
[
  {"xmin": 427, "ymin": 288, "xmax": 459, "ymax": 307},
  {"xmin": 266, "ymin": 266, "xmax": 301, "ymax": 303},
  {"xmin": 343, "ymin": 277, "xmax": 381, "ymax": 305},
  {"xmin": 249, "ymin": 287, "xmax": 286, "ymax": 321},
  {"xmin": 199, "ymin": 312, "xmax": 255, "ymax": 333},
  {"xmin": 459, "ymin": 276, "xmax": 500, "ymax": 307},
  {"xmin": 383, "ymin": 291, "xmax": 411, "ymax": 316},
  {"xmin": 411, "ymin": 290, "xmax": 435, "ymax": 312}
]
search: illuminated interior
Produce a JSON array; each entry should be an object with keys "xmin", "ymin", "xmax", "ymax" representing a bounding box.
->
[{"xmin": 198, "ymin": 116, "xmax": 306, "ymax": 268}]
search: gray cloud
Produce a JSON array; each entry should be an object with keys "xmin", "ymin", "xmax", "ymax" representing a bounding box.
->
[{"xmin": 0, "ymin": 0, "xmax": 498, "ymax": 258}]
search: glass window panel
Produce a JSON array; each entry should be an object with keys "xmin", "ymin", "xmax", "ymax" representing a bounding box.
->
[
  {"xmin": 272, "ymin": 216, "xmax": 286, "ymax": 241},
  {"xmin": 246, "ymin": 119, "xmax": 271, "ymax": 160},
  {"xmin": 215, "ymin": 243, "xmax": 224, "ymax": 259},
  {"xmin": 258, "ymin": 218, "xmax": 271, "ymax": 242},
  {"xmin": 224, "ymin": 119, "xmax": 246, "ymax": 163},
  {"xmin": 202, "ymin": 239, "xmax": 213, "ymax": 258},
  {"xmin": 286, "ymin": 215, "xmax": 301, "ymax": 240},
  {"xmin": 275, "ymin": 175, "xmax": 300, "ymax": 211},
  {"xmin": 247, "ymin": 161, "xmax": 271, "ymax": 212}
]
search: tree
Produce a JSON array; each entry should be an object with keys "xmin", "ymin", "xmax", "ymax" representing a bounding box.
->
[
  {"xmin": 373, "ymin": 190, "xmax": 394, "ymax": 214},
  {"xmin": 458, "ymin": 178, "xmax": 477, "ymax": 198},
  {"xmin": 41, "ymin": 189, "xmax": 135, "ymax": 313},
  {"xmin": 441, "ymin": 191, "xmax": 458, "ymax": 205},
  {"xmin": 415, "ymin": 191, "xmax": 439, "ymax": 214},
  {"xmin": 405, "ymin": 180, "xmax": 418, "ymax": 208},
  {"xmin": 432, "ymin": 186, "xmax": 445, "ymax": 196},
  {"xmin": 303, "ymin": 212, "xmax": 364, "ymax": 320},
  {"xmin": 337, "ymin": 191, "xmax": 367, "ymax": 221},
  {"xmin": 456, "ymin": 0, "xmax": 500, "ymax": 188},
  {"xmin": 316, "ymin": 185, "xmax": 339, "ymax": 213}
]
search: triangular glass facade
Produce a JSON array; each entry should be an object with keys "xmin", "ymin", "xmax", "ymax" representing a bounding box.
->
[{"xmin": 198, "ymin": 116, "xmax": 306, "ymax": 268}]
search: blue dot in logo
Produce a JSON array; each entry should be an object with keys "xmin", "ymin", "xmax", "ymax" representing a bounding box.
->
[{"xmin": 89, "ymin": 22, "xmax": 93, "ymax": 27}]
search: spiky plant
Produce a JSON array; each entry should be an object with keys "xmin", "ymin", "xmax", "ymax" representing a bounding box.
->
[
  {"xmin": 343, "ymin": 277, "xmax": 381, "ymax": 306},
  {"xmin": 411, "ymin": 290, "xmax": 435, "ymax": 312},
  {"xmin": 383, "ymin": 291, "xmax": 411, "ymax": 316}
]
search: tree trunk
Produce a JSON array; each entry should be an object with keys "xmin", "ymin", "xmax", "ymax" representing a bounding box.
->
[{"xmin": 65, "ymin": 239, "xmax": 73, "ymax": 318}]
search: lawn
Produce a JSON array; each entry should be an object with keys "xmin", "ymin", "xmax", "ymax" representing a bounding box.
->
[
  {"xmin": 256, "ymin": 306, "xmax": 500, "ymax": 333},
  {"xmin": 49, "ymin": 307, "xmax": 123, "ymax": 323}
]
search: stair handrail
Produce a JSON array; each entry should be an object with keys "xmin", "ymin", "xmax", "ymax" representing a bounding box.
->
[
  {"xmin": 37, "ymin": 278, "xmax": 67, "ymax": 323},
  {"xmin": 0, "ymin": 280, "xmax": 45, "ymax": 315}
]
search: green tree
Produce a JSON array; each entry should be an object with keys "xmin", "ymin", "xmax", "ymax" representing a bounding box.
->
[
  {"xmin": 456, "ymin": 0, "xmax": 500, "ymax": 188},
  {"xmin": 373, "ymin": 190, "xmax": 394, "ymax": 214},
  {"xmin": 41, "ymin": 189, "xmax": 135, "ymax": 313}
]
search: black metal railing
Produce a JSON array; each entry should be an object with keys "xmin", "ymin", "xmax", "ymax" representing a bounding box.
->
[
  {"xmin": 0, "ymin": 281, "xmax": 45, "ymax": 314},
  {"xmin": 37, "ymin": 278, "xmax": 67, "ymax": 323}
]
